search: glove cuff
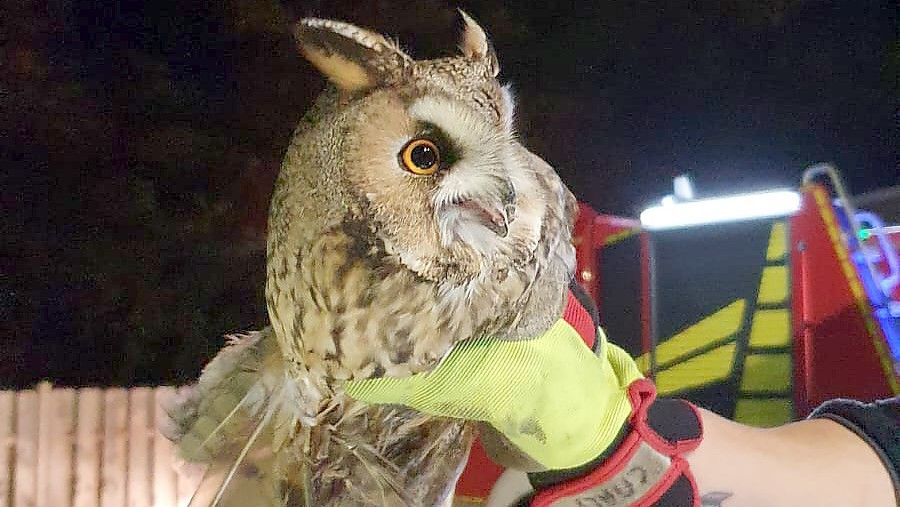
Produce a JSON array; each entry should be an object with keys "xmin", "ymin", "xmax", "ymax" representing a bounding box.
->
[{"xmin": 530, "ymin": 379, "xmax": 704, "ymax": 507}]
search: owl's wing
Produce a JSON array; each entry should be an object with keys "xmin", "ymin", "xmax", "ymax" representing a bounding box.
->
[
  {"xmin": 163, "ymin": 328, "xmax": 471, "ymax": 507},
  {"xmin": 162, "ymin": 329, "xmax": 310, "ymax": 507}
]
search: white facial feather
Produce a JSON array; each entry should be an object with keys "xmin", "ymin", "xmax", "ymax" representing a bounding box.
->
[
  {"xmin": 408, "ymin": 96, "xmax": 513, "ymax": 165},
  {"xmin": 504, "ymin": 150, "xmax": 545, "ymax": 245},
  {"xmin": 500, "ymin": 85, "xmax": 517, "ymax": 133},
  {"xmin": 437, "ymin": 205, "xmax": 502, "ymax": 253}
]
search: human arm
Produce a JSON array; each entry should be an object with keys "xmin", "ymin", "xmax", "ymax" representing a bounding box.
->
[
  {"xmin": 344, "ymin": 290, "xmax": 899, "ymax": 506},
  {"xmin": 487, "ymin": 405, "xmax": 898, "ymax": 507},
  {"xmin": 687, "ymin": 407, "xmax": 896, "ymax": 507}
]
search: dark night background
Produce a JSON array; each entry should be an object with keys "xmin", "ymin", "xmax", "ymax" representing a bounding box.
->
[{"xmin": 2, "ymin": 1, "xmax": 897, "ymax": 388}]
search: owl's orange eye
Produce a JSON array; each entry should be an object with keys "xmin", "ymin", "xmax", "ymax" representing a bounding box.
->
[{"xmin": 400, "ymin": 138, "xmax": 440, "ymax": 175}]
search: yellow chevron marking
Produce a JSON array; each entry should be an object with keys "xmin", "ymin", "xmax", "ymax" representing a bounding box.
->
[
  {"xmin": 811, "ymin": 187, "xmax": 899, "ymax": 393},
  {"xmin": 655, "ymin": 342, "xmax": 738, "ymax": 395},
  {"xmin": 766, "ymin": 221, "xmax": 787, "ymax": 261},
  {"xmin": 603, "ymin": 228, "xmax": 640, "ymax": 246},
  {"xmin": 748, "ymin": 309, "xmax": 791, "ymax": 348},
  {"xmin": 453, "ymin": 496, "xmax": 487, "ymax": 505},
  {"xmin": 757, "ymin": 266, "xmax": 788, "ymax": 305},
  {"xmin": 740, "ymin": 353, "xmax": 792, "ymax": 392},
  {"xmin": 734, "ymin": 398, "xmax": 793, "ymax": 427},
  {"xmin": 636, "ymin": 300, "xmax": 746, "ymax": 373}
]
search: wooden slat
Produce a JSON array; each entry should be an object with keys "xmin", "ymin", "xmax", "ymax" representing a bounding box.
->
[
  {"xmin": 34, "ymin": 383, "xmax": 51, "ymax": 507},
  {"xmin": 127, "ymin": 388, "xmax": 152, "ymax": 507},
  {"xmin": 0, "ymin": 391, "xmax": 14, "ymax": 507},
  {"xmin": 5, "ymin": 386, "xmax": 202, "ymax": 507},
  {"xmin": 36, "ymin": 384, "xmax": 75, "ymax": 507},
  {"xmin": 100, "ymin": 389, "xmax": 128, "ymax": 507},
  {"xmin": 13, "ymin": 390, "xmax": 38, "ymax": 507},
  {"xmin": 74, "ymin": 388, "xmax": 103, "ymax": 507},
  {"xmin": 152, "ymin": 388, "xmax": 177, "ymax": 507}
]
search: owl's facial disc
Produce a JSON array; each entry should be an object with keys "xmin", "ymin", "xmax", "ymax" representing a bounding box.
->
[
  {"xmin": 396, "ymin": 131, "xmax": 514, "ymax": 241},
  {"xmin": 401, "ymin": 96, "xmax": 522, "ymax": 254}
]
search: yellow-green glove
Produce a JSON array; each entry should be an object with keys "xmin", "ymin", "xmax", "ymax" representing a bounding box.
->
[{"xmin": 344, "ymin": 319, "xmax": 643, "ymax": 470}]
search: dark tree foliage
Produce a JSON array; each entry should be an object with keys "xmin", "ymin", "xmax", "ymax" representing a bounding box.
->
[{"xmin": 1, "ymin": 0, "xmax": 896, "ymax": 387}]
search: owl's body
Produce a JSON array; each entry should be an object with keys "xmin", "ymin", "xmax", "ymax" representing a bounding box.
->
[{"xmin": 167, "ymin": 13, "xmax": 577, "ymax": 506}]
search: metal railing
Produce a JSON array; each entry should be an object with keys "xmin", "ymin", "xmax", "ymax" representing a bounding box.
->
[{"xmin": 801, "ymin": 163, "xmax": 888, "ymax": 300}]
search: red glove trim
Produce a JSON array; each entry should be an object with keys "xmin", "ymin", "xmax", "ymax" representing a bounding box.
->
[
  {"xmin": 531, "ymin": 379, "xmax": 703, "ymax": 507},
  {"xmin": 563, "ymin": 290, "xmax": 596, "ymax": 349}
]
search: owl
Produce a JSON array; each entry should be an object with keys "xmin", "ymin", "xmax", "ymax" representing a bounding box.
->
[{"xmin": 166, "ymin": 11, "xmax": 577, "ymax": 507}]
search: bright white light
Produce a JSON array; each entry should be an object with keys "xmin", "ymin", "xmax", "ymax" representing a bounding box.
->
[{"xmin": 640, "ymin": 189, "xmax": 801, "ymax": 230}]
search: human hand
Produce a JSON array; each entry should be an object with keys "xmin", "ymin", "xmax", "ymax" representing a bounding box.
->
[{"xmin": 344, "ymin": 313, "xmax": 643, "ymax": 471}]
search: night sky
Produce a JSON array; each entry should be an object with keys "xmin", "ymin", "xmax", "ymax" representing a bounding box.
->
[{"xmin": 2, "ymin": 0, "xmax": 897, "ymax": 387}]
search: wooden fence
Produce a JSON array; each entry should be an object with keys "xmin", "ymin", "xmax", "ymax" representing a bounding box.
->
[{"xmin": 0, "ymin": 383, "xmax": 202, "ymax": 507}]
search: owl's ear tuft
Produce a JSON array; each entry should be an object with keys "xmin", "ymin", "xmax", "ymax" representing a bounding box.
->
[
  {"xmin": 294, "ymin": 18, "xmax": 412, "ymax": 92},
  {"xmin": 457, "ymin": 10, "xmax": 499, "ymax": 77}
]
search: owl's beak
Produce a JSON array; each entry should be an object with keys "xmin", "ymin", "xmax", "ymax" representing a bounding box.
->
[
  {"xmin": 484, "ymin": 183, "xmax": 517, "ymax": 238},
  {"xmin": 435, "ymin": 179, "xmax": 517, "ymax": 245},
  {"xmin": 456, "ymin": 199, "xmax": 510, "ymax": 238},
  {"xmin": 489, "ymin": 205, "xmax": 511, "ymax": 238}
]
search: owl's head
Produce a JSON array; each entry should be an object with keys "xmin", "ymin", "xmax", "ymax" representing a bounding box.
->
[{"xmin": 269, "ymin": 11, "xmax": 575, "ymax": 301}]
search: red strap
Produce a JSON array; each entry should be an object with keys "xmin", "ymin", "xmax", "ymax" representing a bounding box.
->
[{"xmin": 563, "ymin": 290, "xmax": 596, "ymax": 349}]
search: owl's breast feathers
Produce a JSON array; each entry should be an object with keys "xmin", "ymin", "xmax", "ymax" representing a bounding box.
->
[{"xmin": 267, "ymin": 216, "xmax": 484, "ymax": 384}]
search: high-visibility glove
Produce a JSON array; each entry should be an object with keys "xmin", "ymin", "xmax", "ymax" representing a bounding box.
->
[
  {"xmin": 346, "ymin": 317, "xmax": 642, "ymax": 470},
  {"xmin": 345, "ymin": 290, "xmax": 705, "ymax": 507}
]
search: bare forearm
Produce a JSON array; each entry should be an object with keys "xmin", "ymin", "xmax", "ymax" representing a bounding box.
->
[{"xmin": 687, "ymin": 408, "xmax": 895, "ymax": 506}]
